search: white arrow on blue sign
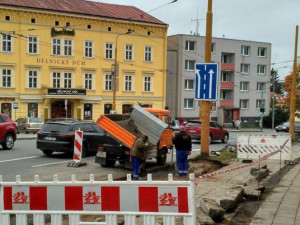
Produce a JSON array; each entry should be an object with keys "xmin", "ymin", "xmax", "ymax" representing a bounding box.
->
[{"xmin": 195, "ymin": 63, "xmax": 219, "ymax": 101}]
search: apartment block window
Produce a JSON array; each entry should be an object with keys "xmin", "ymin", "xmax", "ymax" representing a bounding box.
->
[
  {"xmin": 221, "ymin": 72, "xmax": 229, "ymax": 81},
  {"xmin": 185, "ymin": 41, "xmax": 195, "ymax": 51},
  {"xmin": 257, "ymin": 65, "xmax": 266, "ymax": 75},
  {"xmin": 256, "ymin": 99, "xmax": 265, "ymax": 108},
  {"xmin": 84, "ymin": 41, "xmax": 93, "ymax": 58},
  {"xmin": 52, "ymin": 38, "xmax": 61, "ymax": 55},
  {"xmin": 184, "ymin": 79, "xmax": 194, "ymax": 90},
  {"xmin": 241, "ymin": 45, "xmax": 250, "ymax": 56},
  {"xmin": 28, "ymin": 70, "xmax": 37, "ymax": 88},
  {"xmin": 124, "ymin": 75, "xmax": 132, "ymax": 91},
  {"xmin": 64, "ymin": 39, "xmax": 72, "ymax": 56},
  {"xmin": 105, "ymin": 74, "xmax": 112, "ymax": 91},
  {"xmin": 2, "ymin": 69, "xmax": 11, "ymax": 87},
  {"xmin": 2, "ymin": 34, "xmax": 12, "ymax": 52},
  {"xmin": 144, "ymin": 76, "xmax": 152, "ymax": 92},
  {"xmin": 184, "ymin": 99, "xmax": 194, "ymax": 109},
  {"xmin": 241, "ymin": 63, "xmax": 250, "ymax": 74},
  {"xmin": 220, "ymin": 90, "xmax": 228, "ymax": 100},
  {"xmin": 64, "ymin": 72, "xmax": 72, "ymax": 88},
  {"xmin": 125, "ymin": 44, "xmax": 133, "ymax": 60},
  {"xmin": 85, "ymin": 73, "xmax": 93, "ymax": 90},
  {"xmin": 258, "ymin": 47, "xmax": 267, "ymax": 57},
  {"xmin": 52, "ymin": 72, "xmax": 61, "ymax": 88},
  {"xmin": 105, "ymin": 43, "xmax": 113, "ymax": 59},
  {"xmin": 144, "ymin": 46, "xmax": 152, "ymax": 62},
  {"xmin": 211, "ymin": 43, "xmax": 215, "ymax": 53},
  {"xmin": 240, "ymin": 99, "xmax": 249, "ymax": 109},
  {"xmin": 185, "ymin": 60, "xmax": 195, "ymax": 71},
  {"xmin": 240, "ymin": 81, "xmax": 249, "ymax": 91},
  {"xmin": 257, "ymin": 82, "xmax": 265, "ymax": 92},
  {"xmin": 28, "ymin": 36, "xmax": 38, "ymax": 54}
]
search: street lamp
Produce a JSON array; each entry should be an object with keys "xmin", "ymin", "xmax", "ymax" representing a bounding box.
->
[{"xmin": 112, "ymin": 29, "xmax": 134, "ymax": 112}]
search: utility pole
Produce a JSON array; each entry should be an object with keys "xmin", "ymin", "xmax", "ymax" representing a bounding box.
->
[
  {"xmin": 289, "ymin": 25, "xmax": 298, "ymax": 139},
  {"xmin": 200, "ymin": 0, "xmax": 213, "ymax": 157},
  {"xmin": 272, "ymin": 79, "xmax": 275, "ymax": 130}
]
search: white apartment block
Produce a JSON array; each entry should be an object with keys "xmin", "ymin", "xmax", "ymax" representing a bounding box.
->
[{"xmin": 167, "ymin": 34, "xmax": 271, "ymax": 127}]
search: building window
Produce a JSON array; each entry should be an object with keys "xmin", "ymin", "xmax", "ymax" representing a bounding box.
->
[
  {"xmin": 87, "ymin": 24, "xmax": 91, "ymax": 29},
  {"xmin": 84, "ymin": 41, "xmax": 93, "ymax": 58},
  {"xmin": 184, "ymin": 79, "xmax": 194, "ymax": 90},
  {"xmin": 66, "ymin": 22, "xmax": 70, "ymax": 27},
  {"xmin": 241, "ymin": 45, "xmax": 250, "ymax": 56},
  {"xmin": 64, "ymin": 39, "xmax": 72, "ymax": 56},
  {"xmin": 144, "ymin": 76, "xmax": 152, "ymax": 92},
  {"xmin": 105, "ymin": 43, "xmax": 113, "ymax": 59},
  {"xmin": 52, "ymin": 38, "xmax": 61, "ymax": 55},
  {"xmin": 5, "ymin": 16, "xmax": 10, "ymax": 21},
  {"xmin": 122, "ymin": 104, "xmax": 132, "ymax": 114},
  {"xmin": 28, "ymin": 70, "xmax": 37, "ymax": 88},
  {"xmin": 240, "ymin": 99, "xmax": 249, "ymax": 109},
  {"xmin": 84, "ymin": 104, "xmax": 92, "ymax": 120},
  {"xmin": 221, "ymin": 72, "xmax": 229, "ymax": 81},
  {"xmin": 55, "ymin": 21, "xmax": 59, "ymax": 26},
  {"xmin": 257, "ymin": 82, "xmax": 265, "ymax": 92},
  {"xmin": 31, "ymin": 18, "xmax": 35, "ymax": 24},
  {"xmin": 185, "ymin": 60, "xmax": 195, "ymax": 71},
  {"xmin": 2, "ymin": 34, "xmax": 12, "ymax": 52},
  {"xmin": 85, "ymin": 73, "xmax": 93, "ymax": 90},
  {"xmin": 2, "ymin": 69, "xmax": 11, "ymax": 87},
  {"xmin": 64, "ymin": 72, "xmax": 72, "ymax": 88},
  {"xmin": 52, "ymin": 72, "xmax": 61, "ymax": 88},
  {"xmin": 257, "ymin": 65, "xmax": 266, "ymax": 75},
  {"xmin": 184, "ymin": 99, "xmax": 194, "ymax": 109},
  {"xmin": 240, "ymin": 81, "xmax": 249, "ymax": 91},
  {"xmin": 28, "ymin": 36, "xmax": 38, "ymax": 54},
  {"xmin": 104, "ymin": 104, "xmax": 112, "ymax": 114},
  {"xmin": 185, "ymin": 41, "xmax": 195, "ymax": 51},
  {"xmin": 124, "ymin": 75, "xmax": 132, "ymax": 91},
  {"xmin": 108, "ymin": 27, "xmax": 111, "ymax": 32},
  {"xmin": 256, "ymin": 99, "xmax": 265, "ymax": 108},
  {"xmin": 105, "ymin": 74, "xmax": 112, "ymax": 91},
  {"xmin": 211, "ymin": 43, "xmax": 215, "ymax": 53},
  {"xmin": 125, "ymin": 44, "xmax": 133, "ymax": 60},
  {"xmin": 258, "ymin": 47, "xmax": 266, "ymax": 57},
  {"xmin": 241, "ymin": 64, "xmax": 250, "ymax": 74},
  {"xmin": 145, "ymin": 46, "xmax": 152, "ymax": 62},
  {"xmin": 28, "ymin": 103, "xmax": 38, "ymax": 118},
  {"xmin": 147, "ymin": 31, "xmax": 151, "ymax": 36},
  {"xmin": 220, "ymin": 90, "xmax": 228, "ymax": 100}
]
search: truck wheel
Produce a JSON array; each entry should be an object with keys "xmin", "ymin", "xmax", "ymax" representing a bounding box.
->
[
  {"xmin": 2, "ymin": 133, "xmax": 15, "ymax": 150},
  {"xmin": 100, "ymin": 158, "xmax": 116, "ymax": 167},
  {"xmin": 157, "ymin": 152, "xmax": 167, "ymax": 166}
]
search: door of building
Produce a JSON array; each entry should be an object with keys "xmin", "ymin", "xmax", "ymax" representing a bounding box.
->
[{"xmin": 51, "ymin": 100, "xmax": 72, "ymax": 118}]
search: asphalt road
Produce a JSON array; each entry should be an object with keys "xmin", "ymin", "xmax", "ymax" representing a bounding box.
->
[{"xmin": 0, "ymin": 130, "xmax": 276, "ymax": 182}]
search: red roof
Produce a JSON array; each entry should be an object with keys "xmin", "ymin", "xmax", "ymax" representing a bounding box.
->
[{"xmin": 0, "ymin": 0, "xmax": 166, "ymax": 25}]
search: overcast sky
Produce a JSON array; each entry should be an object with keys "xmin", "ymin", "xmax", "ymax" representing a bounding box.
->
[{"xmin": 96, "ymin": 0, "xmax": 299, "ymax": 80}]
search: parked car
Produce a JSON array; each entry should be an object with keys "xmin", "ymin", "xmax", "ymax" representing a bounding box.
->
[
  {"xmin": 171, "ymin": 119, "xmax": 180, "ymax": 131},
  {"xmin": 184, "ymin": 120, "xmax": 229, "ymax": 143},
  {"xmin": 0, "ymin": 113, "xmax": 17, "ymax": 150},
  {"xmin": 15, "ymin": 117, "xmax": 44, "ymax": 134},
  {"xmin": 45, "ymin": 118, "xmax": 79, "ymax": 123},
  {"xmin": 36, "ymin": 120, "xmax": 120, "ymax": 157},
  {"xmin": 275, "ymin": 122, "xmax": 300, "ymax": 133}
]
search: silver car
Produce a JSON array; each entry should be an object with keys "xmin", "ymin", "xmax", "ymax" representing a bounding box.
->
[{"xmin": 15, "ymin": 117, "xmax": 44, "ymax": 133}]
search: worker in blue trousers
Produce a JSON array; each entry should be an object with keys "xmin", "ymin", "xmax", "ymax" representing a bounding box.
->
[
  {"xmin": 130, "ymin": 135, "xmax": 149, "ymax": 180},
  {"xmin": 172, "ymin": 126, "xmax": 192, "ymax": 176}
]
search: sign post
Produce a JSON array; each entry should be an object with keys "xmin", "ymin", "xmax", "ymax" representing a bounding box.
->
[{"xmin": 13, "ymin": 102, "xmax": 18, "ymax": 121}]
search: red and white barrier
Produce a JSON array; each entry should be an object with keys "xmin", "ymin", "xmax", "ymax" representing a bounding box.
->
[
  {"xmin": 0, "ymin": 174, "xmax": 196, "ymax": 225},
  {"xmin": 73, "ymin": 130, "xmax": 83, "ymax": 163}
]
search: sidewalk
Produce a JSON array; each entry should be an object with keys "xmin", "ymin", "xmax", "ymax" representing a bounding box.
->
[
  {"xmin": 194, "ymin": 142, "xmax": 300, "ymax": 224},
  {"xmin": 16, "ymin": 133, "xmax": 37, "ymax": 140}
]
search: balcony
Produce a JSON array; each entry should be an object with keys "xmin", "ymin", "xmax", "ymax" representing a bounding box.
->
[
  {"xmin": 221, "ymin": 63, "xmax": 235, "ymax": 71},
  {"xmin": 220, "ymin": 100, "xmax": 234, "ymax": 107},
  {"xmin": 220, "ymin": 81, "xmax": 235, "ymax": 89}
]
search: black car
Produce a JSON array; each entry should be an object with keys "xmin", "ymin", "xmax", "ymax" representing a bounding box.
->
[
  {"xmin": 36, "ymin": 121, "xmax": 120, "ymax": 157},
  {"xmin": 275, "ymin": 121, "xmax": 300, "ymax": 133}
]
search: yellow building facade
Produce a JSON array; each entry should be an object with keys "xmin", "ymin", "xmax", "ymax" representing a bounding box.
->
[{"xmin": 0, "ymin": 1, "xmax": 168, "ymax": 121}]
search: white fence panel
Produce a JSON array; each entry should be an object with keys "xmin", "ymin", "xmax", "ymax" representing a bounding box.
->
[
  {"xmin": 0, "ymin": 174, "xmax": 196, "ymax": 225},
  {"xmin": 237, "ymin": 134, "xmax": 291, "ymax": 160}
]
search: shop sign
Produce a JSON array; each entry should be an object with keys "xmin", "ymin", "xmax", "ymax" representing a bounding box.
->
[
  {"xmin": 0, "ymin": 98, "xmax": 15, "ymax": 102},
  {"xmin": 51, "ymin": 28, "xmax": 75, "ymax": 37},
  {"xmin": 48, "ymin": 89, "xmax": 86, "ymax": 96}
]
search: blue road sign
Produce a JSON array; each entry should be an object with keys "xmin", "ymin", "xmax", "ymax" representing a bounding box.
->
[
  {"xmin": 13, "ymin": 102, "xmax": 18, "ymax": 110},
  {"xmin": 195, "ymin": 63, "xmax": 219, "ymax": 101}
]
